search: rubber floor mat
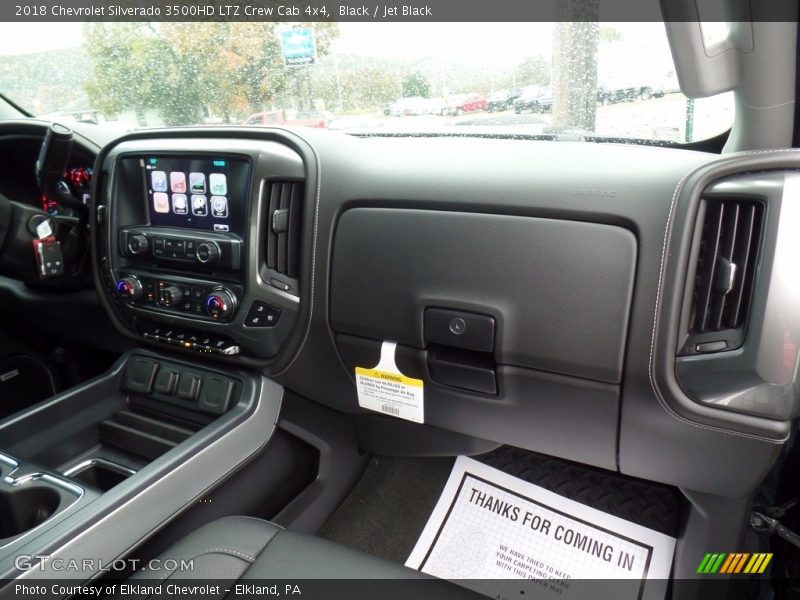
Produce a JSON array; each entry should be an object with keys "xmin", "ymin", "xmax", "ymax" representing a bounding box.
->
[{"xmin": 477, "ymin": 446, "xmax": 680, "ymax": 536}]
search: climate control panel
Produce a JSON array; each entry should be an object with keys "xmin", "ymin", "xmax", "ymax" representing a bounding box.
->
[{"xmin": 115, "ymin": 272, "xmax": 242, "ymax": 323}]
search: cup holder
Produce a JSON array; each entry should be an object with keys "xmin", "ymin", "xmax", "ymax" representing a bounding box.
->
[
  {"xmin": 63, "ymin": 459, "xmax": 136, "ymax": 492},
  {"xmin": 0, "ymin": 484, "xmax": 61, "ymax": 538}
]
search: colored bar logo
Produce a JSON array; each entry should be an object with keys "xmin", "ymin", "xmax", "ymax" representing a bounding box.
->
[{"xmin": 697, "ymin": 553, "xmax": 772, "ymax": 574}]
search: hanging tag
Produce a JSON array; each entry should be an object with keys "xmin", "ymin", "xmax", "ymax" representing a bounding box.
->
[
  {"xmin": 355, "ymin": 341, "xmax": 424, "ymax": 423},
  {"xmin": 35, "ymin": 219, "xmax": 53, "ymax": 240}
]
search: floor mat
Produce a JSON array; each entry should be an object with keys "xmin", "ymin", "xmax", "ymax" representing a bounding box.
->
[
  {"xmin": 0, "ymin": 354, "xmax": 57, "ymax": 420},
  {"xmin": 318, "ymin": 455, "xmax": 454, "ymax": 563},
  {"xmin": 478, "ymin": 446, "xmax": 680, "ymax": 536},
  {"xmin": 319, "ymin": 447, "xmax": 681, "ymax": 566},
  {"xmin": 406, "ymin": 456, "xmax": 675, "ymax": 599}
]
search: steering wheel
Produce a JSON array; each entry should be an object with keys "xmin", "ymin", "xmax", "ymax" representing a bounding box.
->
[{"xmin": 0, "ymin": 123, "xmax": 90, "ymax": 283}]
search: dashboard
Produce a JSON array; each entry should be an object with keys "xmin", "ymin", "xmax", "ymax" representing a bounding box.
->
[
  {"xmin": 98, "ymin": 137, "xmax": 305, "ymax": 361},
  {"xmin": 2, "ymin": 121, "xmax": 798, "ymax": 504}
]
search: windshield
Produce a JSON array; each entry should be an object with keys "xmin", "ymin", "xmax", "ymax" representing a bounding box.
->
[{"xmin": 0, "ymin": 22, "xmax": 733, "ymax": 143}]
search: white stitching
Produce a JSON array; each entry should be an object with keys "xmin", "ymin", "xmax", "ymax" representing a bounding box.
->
[
  {"xmin": 648, "ymin": 148, "xmax": 798, "ymax": 444},
  {"xmin": 146, "ymin": 547, "xmax": 256, "ymax": 590},
  {"xmin": 190, "ymin": 547, "xmax": 256, "ymax": 562}
]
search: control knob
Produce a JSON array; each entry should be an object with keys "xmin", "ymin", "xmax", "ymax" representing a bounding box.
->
[
  {"xmin": 127, "ymin": 234, "xmax": 149, "ymax": 255},
  {"xmin": 159, "ymin": 284, "xmax": 184, "ymax": 307},
  {"xmin": 196, "ymin": 241, "xmax": 220, "ymax": 265},
  {"xmin": 205, "ymin": 287, "xmax": 237, "ymax": 321},
  {"xmin": 115, "ymin": 276, "xmax": 142, "ymax": 302}
]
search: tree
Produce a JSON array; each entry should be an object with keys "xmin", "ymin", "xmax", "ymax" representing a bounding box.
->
[
  {"xmin": 551, "ymin": 1, "xmax": 600, "ymax": 132},
  {"xmin": 600, "ymin": 26, "xmax": 624, "ymax": 43},
  {"xmin": 83, "ymin": 22, "xmax": 340, "ymax": 125},
  {"xmin": 515, "ymin": 55, "xmax": 550, "ymax": 87},
  {"xmin": 401, "ymin": 71, "xmax": 431, "ymax": 98}
]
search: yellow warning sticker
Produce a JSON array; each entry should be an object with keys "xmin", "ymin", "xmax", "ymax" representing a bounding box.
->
[{"xmin": 355, "ymin": 342, "xmax": 424, "ymax": 423}]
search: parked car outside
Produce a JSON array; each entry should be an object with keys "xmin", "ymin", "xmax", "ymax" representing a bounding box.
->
[
  {"xmin": 513, "ymin": 86, "xmax": 553, "ymax": 113},
  {"xmin": 287, "ymin": 110, "xmax": 332, "ymax": 128},
  {"xmin": 487, "ymin": 89, "xmax": 520, "ymax": 112},
  {"xmin": 442, "ymin": 93, "xmax": 488, "ymax": 116},
  {"xmin": 243, "ymin": 110, "xmax": 287, "ymax": 125},
  {"xmin": 596, "ymin": 79, "xmax": 653, "ymax": 104}
]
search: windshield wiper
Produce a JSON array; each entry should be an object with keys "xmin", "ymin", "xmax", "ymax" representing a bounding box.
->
[{"xmin": 0, "ymin": 93, "xmax": 32, "ymax": 118}]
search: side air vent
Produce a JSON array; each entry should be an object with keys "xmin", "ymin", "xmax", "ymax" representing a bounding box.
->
[
  {"xmin": 686, "ymin": 197, "xmax": 763, "ymax": 350},
  {"xmin": 265, "ymin": 181, "xmax": 303, "ymax": 280}
]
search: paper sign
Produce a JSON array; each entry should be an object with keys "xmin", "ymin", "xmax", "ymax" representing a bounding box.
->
[
  {"xmin": 407, "ymin": 457, "xmax": 675, "ymax": 600},
  {"xmin": 355, "ymin": 341, "xmax": 424, "ymax": 423}
]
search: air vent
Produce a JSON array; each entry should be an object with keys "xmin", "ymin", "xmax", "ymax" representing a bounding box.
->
[
  {"xmin": 265, "ymin": 181, "xmax": 303, "ymax": 279},
  {"xmin": 689, "ymin": 197, "xmax": 763, "ymax": 336}
]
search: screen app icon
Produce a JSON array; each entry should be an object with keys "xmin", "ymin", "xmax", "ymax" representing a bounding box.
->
[
  {"xmin": 189, "ymin": 172, "xmax": 206, "ymax": 194},
  {"xmin": 209, "ymin": 173, "xmax": 227, "ymax": 195},
  {"xmin": 151, "ymin": 171, "xmax": 167, "ymax": 192},
  {"xmin": 153, "ymin": 192, "xmax": 170, "ymax": 214},
  {"xmin": 191, "ymin": 194, "xmax": 208, "ymax": 216},
  {"xmin": 170, "ymin": 172, "xmax": 187, "ymax": 193},
  {"xmin": 210, "ymin": 195, "xmax": 228, "ymax": 218},
  {"xmin": 172, "ymin": 193, "xmax": 188, "ymax": 215}
]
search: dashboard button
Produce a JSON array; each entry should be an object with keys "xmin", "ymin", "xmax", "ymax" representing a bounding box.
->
[
  {"xmin": 244, "ymin": 302, "xmax": 281, "ymax": 327},
  {"xmin": 165, "ymin": 239, "xmax": 185, "ymax": 259},
  {"xmin": 154, "ymin": 369, "xmax": 178, "ymax": 395},
  {"xmin": 124, "ymin": 357, "xmax": 158, "ymax": 395},
  {"xmin": 177, "ymin": 374, "xmax": 201, "ymax": 400},
  {"xmin": 198, "ymin": 376, "xmax": 233, "ymax": 414}
]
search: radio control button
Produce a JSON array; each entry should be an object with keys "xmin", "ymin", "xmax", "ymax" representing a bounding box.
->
[
  {"xmin": 196, "ymin": 241, "xmax": 220, "ymax": 264},
  {"xmin": 127, "ymin": 234, "xmax": 149, "ymax": 256}
]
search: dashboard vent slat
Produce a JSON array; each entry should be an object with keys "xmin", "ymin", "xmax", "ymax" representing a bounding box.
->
[
  {"xmin": 690, "ymin": 197, "xmax": 763, "ymax": 335},
  {"xmin": 286, "ymin": 183, "xmax": 303, "ymax": 278},
  {"xmin": 266, "ymin": 183, "xmax": 281, "ymax": 270},
  {"xmin": 725, "ymin": 203, "xmax": 759, "ymax": 327},
  {"xmin": 265, "ymin": 181, "xmax": 304, "ymax": 280}
]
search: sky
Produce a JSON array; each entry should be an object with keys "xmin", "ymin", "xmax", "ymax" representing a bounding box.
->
[{"xmin": 0, "ymin": 22, "xmax": 673, "ymax": 70}]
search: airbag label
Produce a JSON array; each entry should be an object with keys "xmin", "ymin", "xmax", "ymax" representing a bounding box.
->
[{"xmin": 355, "ymin": 341, "xmax": 424, "ymax": 423}]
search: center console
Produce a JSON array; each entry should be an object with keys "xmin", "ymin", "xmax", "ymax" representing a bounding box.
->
[
  {"xmin": 0, "ymin": 349, "xmax": 285, "ymax": 581},
  {"xmin": 96, "ymin": 137, "xmax": 309, "ymax": 364}
]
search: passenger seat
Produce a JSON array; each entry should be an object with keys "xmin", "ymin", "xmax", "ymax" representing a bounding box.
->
[{"xmin": 125, "ymin": 516, "xmax": 474, "ymax": 595}]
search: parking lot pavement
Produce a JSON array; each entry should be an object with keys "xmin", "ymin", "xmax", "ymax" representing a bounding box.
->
[{"xmin": 368, "ymin": 93, "xmax": 732, "ymax": 142}]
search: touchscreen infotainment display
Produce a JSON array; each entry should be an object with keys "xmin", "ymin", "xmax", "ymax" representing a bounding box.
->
[{"xmin": 143, "ymin": 156, "xmax": 249, "ymax": 235}]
